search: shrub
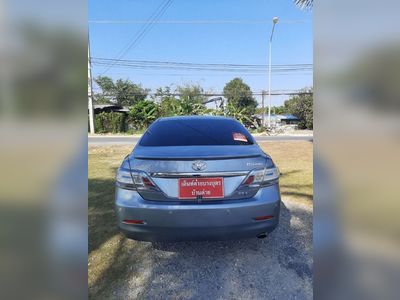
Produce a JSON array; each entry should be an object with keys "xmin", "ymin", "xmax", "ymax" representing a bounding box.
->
[
  {"xmin": 94, "ymin": 112, "xmax": 126, "ymax": 133},
  {"xmin": 127, "ymin": 100, "xmax": 159, "ymax": 131}
]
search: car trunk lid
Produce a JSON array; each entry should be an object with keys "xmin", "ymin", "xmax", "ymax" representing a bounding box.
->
[{"xmin": 129, "ymin": 145, "xmax": 268, "ymax": 201}]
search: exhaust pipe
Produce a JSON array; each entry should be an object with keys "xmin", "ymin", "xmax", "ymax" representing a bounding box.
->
[{"xmin": 257, "ymin": 233, "xmax": 267, "ymax": 239}]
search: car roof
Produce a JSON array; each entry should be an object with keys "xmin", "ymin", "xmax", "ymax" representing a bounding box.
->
[{"xmin": 157, "ymin": 115, "xmax": 236, "ymax": 122}]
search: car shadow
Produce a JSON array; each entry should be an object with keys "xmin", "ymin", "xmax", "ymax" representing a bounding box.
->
[
  {"xmin": 280, "ymin": 183, "xmax": 313, "ymax": 201},
  {"xmin": 279, "ymin": 169, "xmax": 303, "ymax": 177},
  {"xmin": 89, "ymin": 174, "xmax": 119, "ymax": 254}
]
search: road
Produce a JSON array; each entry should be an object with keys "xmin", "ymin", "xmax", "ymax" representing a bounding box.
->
[{"xmin": 89, "ymin": 135, "xmax": 313, "ymax": 145}]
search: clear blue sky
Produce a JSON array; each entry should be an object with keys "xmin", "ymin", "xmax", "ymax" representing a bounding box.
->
[{"xmin": 89, "ymin": 0, "xmax": 312, "ymax": 106}]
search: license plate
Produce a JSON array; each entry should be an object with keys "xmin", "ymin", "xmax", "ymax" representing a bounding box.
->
[{"xmin": 178, "ymin": 177, "xmax": 224, "ymax": 199}]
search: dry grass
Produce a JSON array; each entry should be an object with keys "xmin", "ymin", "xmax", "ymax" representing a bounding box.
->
[
  {"xmin": 258, "ymin": 141, "xmax": 313, "ymax": 203},
  {"xmin": 88, "ymin": 141, "xmax": 313, "ymax": 298}
]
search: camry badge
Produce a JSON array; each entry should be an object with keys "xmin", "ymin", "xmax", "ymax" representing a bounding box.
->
[{"xmin": 192, "ymin": 160, "xmax": 207, "ymax": 171}]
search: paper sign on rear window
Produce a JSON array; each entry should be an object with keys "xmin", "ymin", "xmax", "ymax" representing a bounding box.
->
[{"xmin": 232, "ymin": 132, "xmax": 248, "ymax": 142}]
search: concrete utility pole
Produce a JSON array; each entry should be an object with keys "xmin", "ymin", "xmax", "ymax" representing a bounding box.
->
[
  {"xmin": 267, "ymin": 16, "xmax": 279, "ymax": 128},
  {"xmin": 88, "ymin": 37, "xmax": 95, "ymax": 134},
  {"xmin": 261, "ymin": 90, "xmax": 266, "ymax": 127}
]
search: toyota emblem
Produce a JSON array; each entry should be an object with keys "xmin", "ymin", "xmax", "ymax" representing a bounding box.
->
[{"xmin": 192, "ymin": 160, "xmax": 207, "ymax": 171}]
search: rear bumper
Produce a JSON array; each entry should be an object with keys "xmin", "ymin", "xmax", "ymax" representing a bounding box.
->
[{"xmin": 115, "ymin": 184, "xmax": 281, "ymax": 241}]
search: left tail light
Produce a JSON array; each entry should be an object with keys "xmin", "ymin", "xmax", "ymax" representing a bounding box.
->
[
  {"xmin": 116, "ymin": 168, "xmax": 135, "ymax": 189},
  {"xmin": 131, "ymin": 171, "xmax": 157, "ymax": 188},
  {"xmin": 116, "ymin": 167, "xmax": 158, "ymax": 190}
]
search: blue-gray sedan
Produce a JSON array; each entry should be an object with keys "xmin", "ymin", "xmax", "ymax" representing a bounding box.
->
[{"xmin": 115, "ymin": 116, "xmax": 281, "ymax": 241}]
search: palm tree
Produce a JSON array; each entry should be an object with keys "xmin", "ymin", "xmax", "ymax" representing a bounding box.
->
[{"xmin": 294, "ymin": 0, "xmax": 312, "ymax": 9}]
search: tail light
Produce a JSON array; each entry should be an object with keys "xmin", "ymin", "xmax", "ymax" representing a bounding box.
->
[
  {"xmin": 116, "ymin": 168, "xmax": 158, "ymax": 190},
  {"xmin": 116, "ymin": 168, "xmax": 135, "ymax": 189},
  {"xmin": 241, "ymin": 167, "xmax": 279, "ymax": 188},
  {"xmin": 262, "ymin": 167, "xmax": 280, "ymax": 184},
  {"xmin": 123, "ymin": 219, "xmax": 145, "ymax": 225},
  {"xmin": 131, "ymin": 171, "xmax": 157, "ymax": 188},
  {"xmin": 254, "ymin": 215, "xmax": 274, "ymax": 221}
]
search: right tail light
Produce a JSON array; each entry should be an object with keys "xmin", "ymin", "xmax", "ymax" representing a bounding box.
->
[{"xmin": 241, "ymin": 167, "xmax": 280, "ymax": 188}]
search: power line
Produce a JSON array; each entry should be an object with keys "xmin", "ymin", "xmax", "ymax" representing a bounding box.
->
[
  {"xmin": 92, "ymin": 57, "xmax": 313, "ymax": 74},
  {"xmin": 93, "ymin": 64, "xmax": 312, "ymax": 74},
  {"xmin": 99, "ymin": 0, "xmax": 174, "ymax": 75},
  {"xmin": 94, "ymin": 91, "xmax": 312, "ymax": 97},
  {"xmin": 93, "ymin": 57, "xmax": 312, "ymax": 68},
  {"xmin": 89, "ymin": 19, "xmax": 310, "ymax": 25},
  {"xmin": 117, "ymin": 0, "xmax": 173, "ymax": 59},
  {"xmin": 93, "ymin": 64, "xmax": 312, "ymax": 73},
  {"xmin": 92, "ymin": 72, "xmax": 312, "ymax": 77}
]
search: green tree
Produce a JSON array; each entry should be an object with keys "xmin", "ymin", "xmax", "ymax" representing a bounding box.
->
[
  {"xmin": 223, "ymin": 78, "xmax": 257, "ymax": 114},
  {"xmin": 127, "ymin": 100, "xmax": 159, "ymax": 130},
  {"xmin": 284, "ymin": 88, "xmax": 313, "ymax": 129},
  {"xmin": 95, "ymin": 76, "xmax": 114, "ymax": 91},
  {"xmin": 153, "ymin": 86, "xmax": 181, "ymax": 116},
  {"xmin": 177, "ymin": 84, "xmax": 206, "ymax": 104},
  {"xmin": 152, "ymin": 84, "xmax": 208, "ymax": 116},
  {"xmin": 152, "ymin": 86, "xmax": 175, "ymax": 101},
  {"xmin": 94, "ymin": 76, "xmax": 149, "ymax": 106},
  {"xmin": 255, "ymin": 105, "xmax": 287, "ymax": 115},
  {"xmin": 93, "ymin": 94, "xmax": 113, "ymax": 104},
  {"xmin": 176, "ymin": 84, "xmax": 207, "ymax": 115},
  {"xmin": 272, "ymin": 105, "xmax": 287, "ymax": 115}
]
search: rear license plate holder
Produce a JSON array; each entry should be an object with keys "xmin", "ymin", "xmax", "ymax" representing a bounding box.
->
[{"xmin": 178, "ymin": 177, "xmax": 224, "ymax": 199}]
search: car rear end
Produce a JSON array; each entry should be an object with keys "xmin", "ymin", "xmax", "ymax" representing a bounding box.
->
[{"xmin": 115, "ymin": 116, "xmax": 281, "ymax": 241}]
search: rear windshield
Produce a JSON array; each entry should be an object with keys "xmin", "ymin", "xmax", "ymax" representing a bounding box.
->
[{"xmin": 139, "ymin": 118, "xmax": 255, "ymax": 146}]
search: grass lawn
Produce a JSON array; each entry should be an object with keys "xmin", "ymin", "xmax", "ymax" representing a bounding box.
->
[{"xmin": 88, "ymin": 141, "xmax": 313, "ymax": 298}]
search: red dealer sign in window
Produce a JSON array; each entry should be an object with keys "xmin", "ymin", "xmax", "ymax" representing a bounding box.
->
[{"xmin": 232, "ymin": 132, "xmax": 248, "ymax": 142}]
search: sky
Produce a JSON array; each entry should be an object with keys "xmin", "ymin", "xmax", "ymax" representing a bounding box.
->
[{"xmin": 89, "ymin": 0, "xmax": 312, "ymax": 106}]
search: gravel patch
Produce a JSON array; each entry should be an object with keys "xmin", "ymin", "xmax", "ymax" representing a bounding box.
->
[{"xmin": 108, "ymin": 198, "xmax": 312, "ymax": 299}]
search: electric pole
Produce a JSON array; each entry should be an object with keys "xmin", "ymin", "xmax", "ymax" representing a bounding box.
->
[
  {"xmin": 88, "ymin": 37, "xmax": 95, "ymax": 134},
  {"xmin": 261, "ymin": 90, "xmax": 266, "ymax": 127},
  {"xmin": 267, "ymin": 17, "xmax": 279, "ymax": 128}
]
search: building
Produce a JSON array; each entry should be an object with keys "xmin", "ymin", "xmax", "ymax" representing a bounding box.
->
[
  {"xmin": 91, "ymin": 104, "xmax": 130, "ymax": 115},
  {"xmin": 275, "ymin": 114, "xmax": 301, "ymax": 125},
  {"xmin": 255, "ymin": 114, "xmax": 301, "ymax": 126}
]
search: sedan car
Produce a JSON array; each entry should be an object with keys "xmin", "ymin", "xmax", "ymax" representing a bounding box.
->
[{"xmin": 115, "ymin": 116, "xmax": 280, "ymax": 241}]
